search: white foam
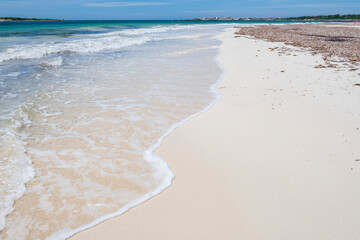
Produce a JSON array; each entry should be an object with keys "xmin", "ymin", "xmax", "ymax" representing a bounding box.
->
[
  {"xmin": 167, "ymin": 46, "xmax": 219, "ymax": 56},
  {"xmin": 118, "ymin": 27, "xmax": 171, "ymax": 36},
  {"xmin": 0, "ymin": 101, "xmax": 38, "ymax": 230},
  {"xmin": 46, "ymin": 26, "xmax": 230, "ymax": 240},
  {"xmin": 0, "ymin": 24, "xmax": 210, "ymax": 63},
  {"xmin": 0, "ymin": 132, "xmax": 35, "ymax": 231},
  {"xmin": 40, "ymin": 56, "xmax": 63, "ymax": 68},
  {"xmin": 5, "ymin": 93, "xmax": 17, "ymax": 99},
  {"xmin": 0, "ymin": 36, "xmax": 151, "ymax": 63},
  {"xmin": 92, "ymin": 26, "xmax": 171, "ymax": 37},
  {"xmin": 4, "ymin": 72, "xmax": 22, "ymax": 77}
]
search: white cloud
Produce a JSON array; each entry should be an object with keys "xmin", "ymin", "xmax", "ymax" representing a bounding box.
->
[{"xmin": 83, "ymin": 1, "xmax": 169, "ymax": 7}]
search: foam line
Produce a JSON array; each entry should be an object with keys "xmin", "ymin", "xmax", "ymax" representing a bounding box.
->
[{"xmin": 47, "ymin": 26, "xmax": 232, "ymax": 240}]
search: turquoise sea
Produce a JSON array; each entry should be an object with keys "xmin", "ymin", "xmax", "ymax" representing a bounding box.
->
[{"xmin": 0, "ymin": 20, "xmax": 312, "ymax": 239}]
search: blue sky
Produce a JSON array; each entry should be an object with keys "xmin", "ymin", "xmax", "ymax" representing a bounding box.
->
[{"xmin": 0, "ymin": 0, "xmax": 359, "ymax": 20}]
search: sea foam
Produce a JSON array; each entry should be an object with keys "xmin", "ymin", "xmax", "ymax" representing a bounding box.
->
[
  {"xmin": 0, "ymin": 105, "xmax": 35, "ymax": 231},
  {"xmin": 0, "ymin": 25, "xmax": 198, "ymax": 63},
  {"xmin": 0, "ymin": 22, "xmax": 230, "ymax": 239}
]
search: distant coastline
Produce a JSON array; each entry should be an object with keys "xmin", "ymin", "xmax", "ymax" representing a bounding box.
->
[
  {"xmin": 0, "ymin": 17, "xmax": 63, "ymax": 22},
  {"xmin": 1, "ymin": 14, "xmax": 359, "ymax": 22},
  {"xmin": 186, "ymin": 14, "xmax": 360, "ymax": 21}
]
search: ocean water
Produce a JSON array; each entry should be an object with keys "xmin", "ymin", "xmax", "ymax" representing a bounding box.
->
[{"xmin": 0, "ymin": 20, "xmax": 234, "ymax": 239}]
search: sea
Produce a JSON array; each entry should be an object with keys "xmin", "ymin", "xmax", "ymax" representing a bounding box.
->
[{"xmin": 0, "ymin": 20, "xmax": 292, "ymax": 239}]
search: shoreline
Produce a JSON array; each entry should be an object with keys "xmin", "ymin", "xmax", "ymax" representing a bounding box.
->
[
  {"xmin": 68, "ymin": 28, "xmax": 229, "ymax": 240},
  {"xmin": 0, "ymin": 23, "xmax": 226, "ymax": 239},
  {"xmin": 71, "ymin": 26, "xmax": 360, "ymax": 239},
  {"xmin": 53, "ymin": 37, "xmax": 225, "ymax": 240}
]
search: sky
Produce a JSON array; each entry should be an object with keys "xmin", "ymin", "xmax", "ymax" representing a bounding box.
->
[{"xmin": 0, "ymin": 0, "xmax": 359, "ymax": 20}]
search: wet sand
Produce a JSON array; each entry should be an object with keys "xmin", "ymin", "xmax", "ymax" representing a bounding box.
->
[{"xmin": 71, "ymin": 26, "xmax": 360, "ymax": 240}]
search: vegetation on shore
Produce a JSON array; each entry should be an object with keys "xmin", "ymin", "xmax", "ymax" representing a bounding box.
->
[
  {"xmin": 0, "ymin": 17, "xmax": 62, "ymax": 21},
  {"xmin": 283, "ymin": 14, "xmax": 360, "ymax": 20}
]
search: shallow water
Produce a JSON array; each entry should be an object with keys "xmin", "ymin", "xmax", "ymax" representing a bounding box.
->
[{"xmin": 0, "ymin": 21, "xmax": 229, "ymax": 239}]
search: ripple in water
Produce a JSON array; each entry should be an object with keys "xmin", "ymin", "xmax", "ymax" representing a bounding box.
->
[{"xmin": 0, "ymin": 23, "xmax": 227, "ymax": 239}]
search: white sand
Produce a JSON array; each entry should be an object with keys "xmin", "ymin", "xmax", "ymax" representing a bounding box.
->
[{"xmin": 70, "ymin": 28, "xmax": 360, "ymax": 240}]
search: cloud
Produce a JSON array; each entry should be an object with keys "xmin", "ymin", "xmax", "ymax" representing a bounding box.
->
[{"xmin": 83, "ymin": 1, "xmax": 169, "ymax": 7}]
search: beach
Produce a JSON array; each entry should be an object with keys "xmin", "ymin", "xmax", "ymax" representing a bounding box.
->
[
  {"xmin": 1, "ymin": 21, "xmax": 360, "ymax": 239},
  {"xmin": 71, "ymin": 25, "xmax": 360, "ymax": 239}
]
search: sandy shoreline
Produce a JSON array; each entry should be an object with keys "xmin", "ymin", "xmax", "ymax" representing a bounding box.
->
[{"xmin": 71, "ymin": 27, "xmax": 360, "ymax": 239}]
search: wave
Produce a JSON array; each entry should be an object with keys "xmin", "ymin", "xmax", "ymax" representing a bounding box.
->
[
  {"xmin": 0, "ymin": 105, "xmax": 35, "ymax": 231},
  {"xmin": 40, "ymin": 56, "xmax": 63, "ymax": 68},
  {"xmin": 0, "ymin": 35, "xmax": 151, "ymax": 63},
  {"xmin": 47, "ymin": 29, "xmax": 227, "ymax": 240},
  {"xmin": 96, "ymin": 25, "xmax": 197, "ymax": 37},
  {"xmin": 0, "ymin": 25, "xmax": 199, "ymax": 63},
  {"xmin": 167, "ymin": 46, "xmax": 219, "ymax": 56}
]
